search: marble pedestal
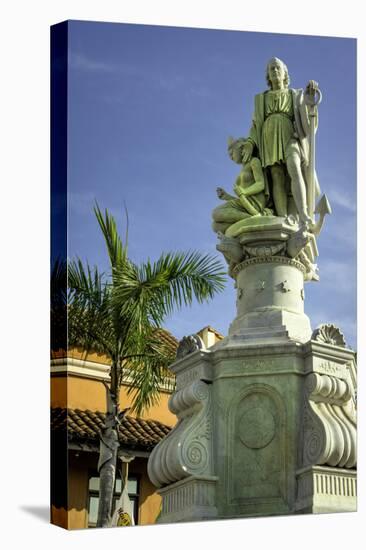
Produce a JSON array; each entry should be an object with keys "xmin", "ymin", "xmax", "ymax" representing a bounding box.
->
[
  {"xmin": 229, "ymin": 255, "xmax": 311, "ymax": 343},
  {"xmin": 148, "ymin": 219, "xmax": 357, "ymax": 522},
  {"xmin": 148, "ymin": 336, "xmax": 356, "ymax": 522}
]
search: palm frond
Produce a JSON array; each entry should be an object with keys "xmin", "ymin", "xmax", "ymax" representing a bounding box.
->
[
  {"xmin": 68, "ymin": 258, "xmax": 114, "ymax": 357},
  {"xmin": 124, "ymin": 330, "xmax": 176, "ymax": 414},
  {"xmin": 94, "ymin": 202, "xmax": 127, "ymax": 272},
  {"xmin": 112, "ymin": 250, "xmax": 226, "ymax": 328},
  {"xmin": 68, "ymin": 206, "xmax": 227, "ymax": 414}
]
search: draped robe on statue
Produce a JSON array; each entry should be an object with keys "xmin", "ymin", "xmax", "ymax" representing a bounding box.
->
[{"xmin": 247, "ymin": 88, "xmax": 320, "ymax": 206}]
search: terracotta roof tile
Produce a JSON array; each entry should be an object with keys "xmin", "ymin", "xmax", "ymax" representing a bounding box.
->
[
  {"xmin": 51, "ymin": 408, "xmax": 171, "ymax": 450},
  {"xmin": 155, "ymin": 329, "xmax": 179, "ymax": 354}
]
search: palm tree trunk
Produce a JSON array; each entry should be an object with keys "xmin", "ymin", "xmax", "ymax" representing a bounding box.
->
[
  {"xmin": 96, "ymin": 376, "xmax": 119, "ymax": 528},
  {"xmin": 96, "ymin": 438, "xmax": 118, "ymax": 527}
]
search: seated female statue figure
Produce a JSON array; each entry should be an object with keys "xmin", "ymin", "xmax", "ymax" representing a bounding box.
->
[{"xmin": 212, "ymin": 138, "xmax": 273, "ymax": 235}]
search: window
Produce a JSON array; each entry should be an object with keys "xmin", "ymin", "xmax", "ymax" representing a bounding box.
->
[{"xmin": 88, "ymin": 474, "xmax": 140, "ymax": 527}]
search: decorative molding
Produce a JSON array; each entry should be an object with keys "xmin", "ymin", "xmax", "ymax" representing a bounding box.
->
[
  {"xmin": 157, "ymin": 475, "xmax": 218, "ymax": 522},
  {"xmin": 314, "ymin": 361, "xmax": 345, "ymax": 378},
  {"xmin": 50, "ymin": 357, "xmax": 175, "ymax": 392},
  {"xmin": 243, "ymin": 242, "xmax": 285, "ymax": 258},
  {"xmin": 296, "ymin": 466, "xmax": 357, "ymax": 513},
  {"xmin": 232, "ymin": 255, "xmax": 306, "ymax": 276},
  {"xmin": 216, "ymin": 233, "xmax": 244, "ymax": 264},
  {"xmin": 297, "ymin": 466, "xmax": 357, "ymax": 498},
  {"xmin": 312, "ymin": 324, "xmax": 347, "ymax": 348},
  {"xmin": 51, "ymin": 357, "xmax": 110, "ymax": 380}
]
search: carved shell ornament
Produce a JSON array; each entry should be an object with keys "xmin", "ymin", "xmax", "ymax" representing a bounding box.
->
[
  {"xmin": 176, "ymin": 334, "xmax": 205, "ymax": 359},
  {"xmin": 312, "ymin": 324, "xmax": 346, "ymax": 348}
]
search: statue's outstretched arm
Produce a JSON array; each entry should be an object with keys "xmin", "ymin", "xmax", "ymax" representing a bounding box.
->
[{"xmin": 216, "ymin": 186, "xmax": 237, "ymax": 201}]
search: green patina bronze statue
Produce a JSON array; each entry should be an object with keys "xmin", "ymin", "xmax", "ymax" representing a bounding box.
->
[
  {"xmin": 212, "ymin": 57, "xmax": 328, "ymax": 281},
  {"xmin": 241, "ymin": 57, "xmax": 321, "ymax": 225},
  {"xmin": 212, "ymin": 137, "xmax": 273, "ymax": 234},
  {"xmin": 214, "ymin": 57, "xmax": 323, "ymax": 236}
]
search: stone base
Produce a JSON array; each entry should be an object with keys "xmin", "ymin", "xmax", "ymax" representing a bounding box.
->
[
  {"xmin": 229, "ymin": 255, "xmax": 312, "ymax": 344},
  {"xmin": 148, "ymin": 331, "xmax": 357, "ymax": 523},
  {"xmin": 157, "ymin": 476, "xmax": 218, "ymax": 523},
  {"xmin": 228, "ymin": 308, "xmax": 312, "ymax": 344},
  {"xmin": 295, "ymin": 466, "xmax": 357, "ymax": 513}
]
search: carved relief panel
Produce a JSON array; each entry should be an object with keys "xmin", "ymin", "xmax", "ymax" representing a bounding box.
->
[{"xmin": 227, "ymin": 385, "xmax": 287, "ymax": 505}]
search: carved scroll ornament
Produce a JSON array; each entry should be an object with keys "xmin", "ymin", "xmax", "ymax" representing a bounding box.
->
[
  {"xmin": 302, "ymin": 372, "xmax": 356, "ymax": 469},
  {"xmin": 148, "ymin": 380, "xmax": 213, "ymax": 488}
]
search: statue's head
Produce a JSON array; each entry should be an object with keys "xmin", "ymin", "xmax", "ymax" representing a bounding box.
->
[
  {"xmin": 266, "ymin": 57, "xmax": 290, "ymax": 89},
  {"xmin": 228, "ymin": 136, "xmax": 248, "ymax": 164}
]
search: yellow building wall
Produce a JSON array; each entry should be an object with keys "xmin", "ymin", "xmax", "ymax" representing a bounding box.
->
[
  {"xmin": 61, "ymin": 453, "xmax": 162, "ymax": 529},
  {"xmin": 51, "ymin": 346, "xmax": 177, "ymax": 426},
  {"xmin": 51, "ymin": 375, "xmax": 176, "ymax": 427},
  {"xmin": 51, "ymin": 347, "xmax": 176, "ymax": 529},
  {"xmin": 68, "ymin": 459, "xmax": 89, "ymax": 529},
  {"xmin": 51, "ymin": 334, "xmax": 224, "ymax": 529},
  {"xmin": 51, "ymin": 376, "xmax": 67, "ymax": 408},
  {"xmin": 132, "ymin": 458, "xmax": 162, "ymax": 525}
]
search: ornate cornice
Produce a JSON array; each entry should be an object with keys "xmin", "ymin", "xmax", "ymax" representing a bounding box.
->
[{"xmin": 232, "ymin": 255, "xmax": 306, "ymax": 276}]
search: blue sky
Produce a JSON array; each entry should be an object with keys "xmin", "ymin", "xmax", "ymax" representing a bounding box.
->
[{"xmin": 66, "ymin": 20, "xmax": 357, "ymax": 348}]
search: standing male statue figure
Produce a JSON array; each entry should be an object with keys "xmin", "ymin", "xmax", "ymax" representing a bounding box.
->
[{"xmin": 240, "ymin": 57, "xmax": 320, "ymax": 226}]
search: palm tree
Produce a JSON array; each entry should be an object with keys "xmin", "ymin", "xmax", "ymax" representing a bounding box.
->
[{"xmin": 68, "ymin": 204, "xmax": 226, "ymax": 527}]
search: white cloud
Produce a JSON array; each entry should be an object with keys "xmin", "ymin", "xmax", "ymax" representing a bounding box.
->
[
  {"xmin": 69, "ymin": 52, "xmax": 120, "ymax": 74},
  {"xmin": 327, "ymin": 189, "xmax": 356, "ymax": 213}
]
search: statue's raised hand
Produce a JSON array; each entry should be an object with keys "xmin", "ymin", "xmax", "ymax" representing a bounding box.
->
[
  {"xmin": 306, "ymin": 80, "xmax": 319, "ymax": 94},
  {"xmin": 305, "ymin": 80, "xmax": 322, "ymax": 109},
  {"xmin": 217, "ymin": 187, "xmax": 226, "ymax": 200}
]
